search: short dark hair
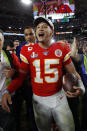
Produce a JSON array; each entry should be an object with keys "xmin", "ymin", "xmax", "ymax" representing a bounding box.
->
[
  {"xmin": 3, "ymin": 40, "xmax": 14, "ymax": 50},
  {"xmin": 24, "ymin": 26, "xmax": 34, "ymax": 31},
  {"xmin": 14, "ymin": 40, "xmax": 20, "ymax": 43},
  {"xmin": 0, "ymin": 29, "xmax": 4, "ymax": 36}
]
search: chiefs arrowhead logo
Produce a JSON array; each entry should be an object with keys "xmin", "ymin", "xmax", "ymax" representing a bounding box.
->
[{"xmin": 55, "ymin": 49, "xmax": 62, "ymax": 57}]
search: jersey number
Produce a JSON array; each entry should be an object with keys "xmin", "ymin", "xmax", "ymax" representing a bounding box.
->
[{"xmin": 33, "ymin": 59, "xmax": 59, "ymax": 83}]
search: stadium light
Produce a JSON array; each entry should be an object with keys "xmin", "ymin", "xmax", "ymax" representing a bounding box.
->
[
  {"xmin": 21, "ymin": 0, "xmax": 32, "ymax": 5},
  {"xmin": 8, "ymin": 27, "xmax": 11, "ymax": 29}
]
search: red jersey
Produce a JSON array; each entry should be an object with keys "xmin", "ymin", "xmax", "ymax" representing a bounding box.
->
[
  {"xmin": 19, "ymin": 42, "xmax": 71, "ymax": 96},
  {"xmin": 56, "ymin": 4, "xmax": 72, "ymax": 13}
]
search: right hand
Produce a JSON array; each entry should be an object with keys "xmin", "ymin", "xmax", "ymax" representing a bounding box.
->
[
  {"xmin": 72, "ymin": 37, "xmax": 77, "ymax": 47},
  {"xmin": 1, "ymin": 93, "xmax": 12, "ymax": 112}
]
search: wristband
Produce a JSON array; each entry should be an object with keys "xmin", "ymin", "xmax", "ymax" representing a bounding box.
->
[
  {"xmin": 2, "ymin": 89, "xmax": 10, "ymax": 95},
  {"xmin": 78, "ymin": 80, "xmax": 85, "ymax": 94}
]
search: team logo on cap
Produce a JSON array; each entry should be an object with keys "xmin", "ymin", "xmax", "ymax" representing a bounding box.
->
[{"xmin": 55, "ymin": 49, "xmax": 62, "ymax": 57}]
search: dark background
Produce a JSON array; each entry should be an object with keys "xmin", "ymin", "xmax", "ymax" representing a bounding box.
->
[{"xmin": 0, "ymin": 0, "xmax": 87, "ymax": 41}]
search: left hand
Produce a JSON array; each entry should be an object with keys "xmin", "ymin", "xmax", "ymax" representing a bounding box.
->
[
  {"xmin": 3, "ymin": 68, "xmax": 15, "ymax": 78},
  {"xmin": 2, "ymin": 92, "xmax": 12, "ymax": 112},
  {"xmin": 65, "ymin": 86, "xmax": 82, "ymax": 98}
]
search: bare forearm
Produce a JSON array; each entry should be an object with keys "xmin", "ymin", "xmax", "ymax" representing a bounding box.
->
[
  {"xmin": 71, "ymin": 45, "xmax": 77, "ymax": 57},
  {"xmin": 71, "ymin": 37, "xmax": 77, "ymax": 56},
  {"xmin": 65, "ymin": 62, "xmax": 85, "ymax": 94},
  {"xmin": 71, "ymin": 38, "xmax": 81, "ymax": 61},
  {"xmin": 65, "ymin": 62, "xmax": 81, "ymax": 79}
]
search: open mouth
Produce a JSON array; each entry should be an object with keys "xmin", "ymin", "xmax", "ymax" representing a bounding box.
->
[{"xmin": 38, "ymin": 33, "xmax": 44, "ymax": 37}]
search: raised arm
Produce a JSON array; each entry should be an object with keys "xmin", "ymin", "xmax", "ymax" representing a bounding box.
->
[{"xmin": 71, "ymin": 37, "xmax": 81, "ymax": 61}]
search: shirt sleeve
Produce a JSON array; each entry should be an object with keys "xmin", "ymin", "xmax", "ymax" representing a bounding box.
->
[
  {"xmin": 63, "ymin": 42, "xmax": 72, "ymax": 65},
  {"xmin": 6, "ymin": 72, "xmax": 26, "ymax": 93},
  {"xmin": 6, "ymin": 47, "xmax": 30, "ymax": 94},
  {"xmin": 11, "ymin": 52, "xmax": 21, "ymax": 69},
  {"xmin": 20, "ymin": 47, "xmax": 30, "ymax": 72}
]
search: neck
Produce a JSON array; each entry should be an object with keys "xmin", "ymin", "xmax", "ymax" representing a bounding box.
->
[
  {"xmin": 38, "ymin": 41, "xmax": 51, "ymax": 49},
  {"xmin": 27, "ymin": 41, "xmax": 35, "ymax": 44}
]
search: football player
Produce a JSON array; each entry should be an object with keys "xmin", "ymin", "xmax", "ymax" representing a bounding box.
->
[
  {"xmin": 2, "ymin": 17, "xmax": 85, "ymax": 131},
  {"xmin": 56, "ymin": 0, "xmax": 72, "ymax": 13}
]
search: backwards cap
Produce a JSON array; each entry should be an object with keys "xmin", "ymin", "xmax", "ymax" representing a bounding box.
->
[{"xmin": 34, "ymin": 17, "xmax": 54, "ymax": 30}]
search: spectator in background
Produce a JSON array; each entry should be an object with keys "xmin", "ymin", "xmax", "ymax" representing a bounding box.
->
[
  {"xmin": 16, "ymin": 27, "xmax": 35, "ymax": 62},
  {"xmin": 68, "ymin": 37, "xmax": 82, "ymax": 131},
  {"xmin": 13, "ymin": 40, "xmax": 20, "ymax": 49},
  {"xmin": 3, "ymin": 40, "xmax": 14, "ymax": 51},
  {"xmin": 55, "ymin": 0, "xmax": 72, "ymax": 13},
  {"xmin": 81, "ymin": 45, "xmax": 87, "ymax": 131},
  {"xmin": 71, "ymin": 37, "xmax": 87, "ymax": 131},
  {"xmin": 0, "ymin": 29, "xmax": 16, "ymax": 131}
]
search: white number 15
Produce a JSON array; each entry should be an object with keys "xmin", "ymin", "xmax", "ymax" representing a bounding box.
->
[{"xmin": 33, "ymin": 59, "xmax": 59, "ymax": 83}]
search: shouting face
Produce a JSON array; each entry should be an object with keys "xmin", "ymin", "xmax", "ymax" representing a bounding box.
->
[{"xmin": 36, "ymin": 22, "xmax": 53, "ymax": 46}]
